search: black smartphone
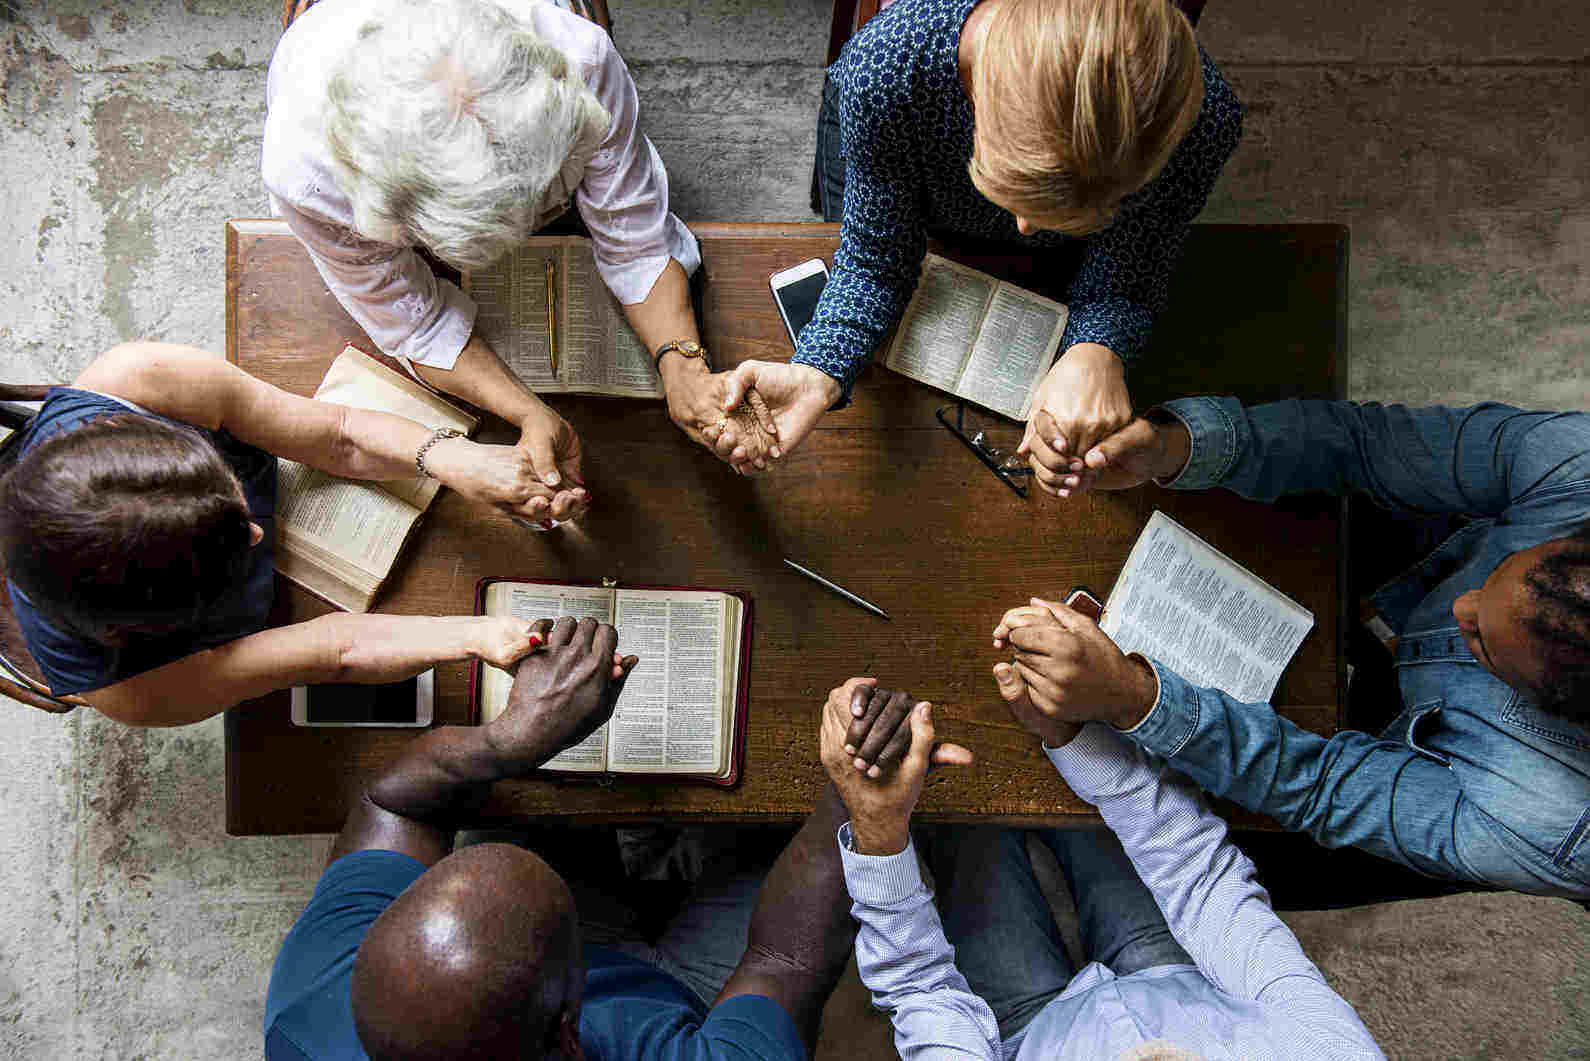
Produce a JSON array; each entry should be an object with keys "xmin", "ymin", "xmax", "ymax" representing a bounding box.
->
[
  {"xmin": 291, "ymin": 671, "xmax": 434, "ymax": 727},
  {"xmin": 769, "ymin": 258, "xmax": 830, "ymax": 347}
]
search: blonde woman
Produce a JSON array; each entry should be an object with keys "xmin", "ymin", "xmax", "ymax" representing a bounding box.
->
[
  {"xmin": 266, "ymin": 0, "xmax": 774, "ymax": 484},
  {"xmin": 730, "ymin": 0, "xmax": 1241, "ymax": 488}
]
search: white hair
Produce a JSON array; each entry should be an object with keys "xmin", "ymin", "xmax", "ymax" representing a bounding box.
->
[
  {"xmin": 1116, "ymin": 1041, "xmax": 1205, "ymax": 1061},
  {"xmin": 324, "ymin": 0, "xmax": 610, "ymax": 269}
]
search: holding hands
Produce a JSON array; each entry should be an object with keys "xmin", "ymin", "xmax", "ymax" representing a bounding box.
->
[
  {"xmin": 422, "ymin": 400, "xmax": 590, "ymax": 525},
  {"xmin": 992, "ymin": 597, "xmax": 1158, "ymax": 736},
  {"xmin": 661, "ymin": 356, "xmax": 782, "ymax": 474},
  {"xmin": 818, "ymin": 677, "xmax": 973, "ymax": 855},
  {"xmin": 1019, "ymin": 342, "xmax": 1133, "ymax": 498},
  {"xmin": 486, "ymin": 616, "xmax": 639, "ymax": 767},
  {"xmin": 720, "ymin": 361, "xmax": 842, "ymax": 472}
]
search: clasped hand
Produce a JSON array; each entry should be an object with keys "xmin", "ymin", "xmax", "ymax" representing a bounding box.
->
[
  {"xmin": 663, "ymin": 359, "xmax": 840, "ymax": 476},
  {"xmin": 425, "ymin": 401, "xmax": 590, "ymax": 525},
  {"xmin": 486, "ymin": 616, "xmax": 639, "ymax": 767}
]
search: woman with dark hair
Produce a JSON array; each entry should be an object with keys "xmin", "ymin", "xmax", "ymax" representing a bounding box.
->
[{"xmin": 0, "ymin": 342, "xmax": 582, "ymax": 727}]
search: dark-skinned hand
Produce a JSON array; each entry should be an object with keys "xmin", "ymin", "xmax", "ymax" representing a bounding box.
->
[
  {"xmin": 485, "ymin": 615, "xmax": 639, "ymax": 767},
  {"xmin": 992, "ymin": 597, "xmax": 1158, "ymax": 732},
  {"xmin": 818, "ymin": 677, "xmax": 972, "ymax": 855}
]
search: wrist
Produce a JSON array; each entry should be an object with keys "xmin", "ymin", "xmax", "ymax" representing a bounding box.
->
[
  {"xmin": 848, "ymin": 814, "xmax": 910, "ymax": 856},
  {"xmin": 419, "ymin": 435, "xmax": 475, "ymax": 487},
  {"xmin": 1148, "ymin": 412, "xmax": 1191, "ymax": 482},
  {"xmin": 1108, "ymin": 655, "xmax": 1159, "ymax": 731},
  {"xmin": 793, "ymin": 363, "xmax": 843, "ymax": 407},
  {"xmin": 658, "ymin": 350, "xmax": 710, "ymax": 388}
]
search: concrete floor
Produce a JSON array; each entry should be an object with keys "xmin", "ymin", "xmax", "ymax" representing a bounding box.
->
[{"xmin": 0, "ymin": 0, "xmax": 1587, "ymax": 1057}]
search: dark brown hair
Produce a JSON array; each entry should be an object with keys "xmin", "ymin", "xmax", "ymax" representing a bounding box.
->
[{"xmin": 0, "ymin": 414, "xmax": 255, "ymax": 643}]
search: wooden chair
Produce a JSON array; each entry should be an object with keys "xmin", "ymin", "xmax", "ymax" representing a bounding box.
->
[
  {"xmin": 826, "ymin": 0, "xmax": 1207, "ymax": 65},
  {"xmin": 0, "ymin": 385, "xmax": 80, "ymax": 714}
]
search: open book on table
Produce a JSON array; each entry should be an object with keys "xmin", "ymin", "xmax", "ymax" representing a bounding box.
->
[
  {"xmin": 471, "ymin": 578, "xmax": 753, "ymax": 787},
  {"xmin": 1100, "ymin": 511, "xmax": 1316, "ymax": 704},
  {"xmin": 464, "ymin": 236, "xmax": 660, "ymax": 398},
  {"xmin": 274, "ymin": 346, "xmax": 478, "ymax": 613},
  {"xmin": 885, "ymin": 253, "xmax": 1069, "ymax": 421}
]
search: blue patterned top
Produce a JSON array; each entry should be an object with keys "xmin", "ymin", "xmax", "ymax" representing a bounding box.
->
[{"xmin": 795, "ymin": 0, "xmax": 1244, "ymax": 404}]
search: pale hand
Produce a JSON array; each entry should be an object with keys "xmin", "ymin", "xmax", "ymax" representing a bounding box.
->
[
  {"xmin": 995, "ymin": 597, "xmax": 1158, "ymax": 731},
  {"xmin": 428, "ymin": 437, "xmax": 587, "ymax": 526},
  {"xmin": 1019, "ymin": 343, "xmax": 1133, "ymax": 498},
  {"xmin": 817, "ymin": 677, "xmax": 972, "ymax": 855},
  {"xmin": 473, "ymin": 616, "xmax": 552, "ymax": 671},
  {"xmin": 516, "ymin": 401, "xmax": 590, "ymax": 523},
  {"xmin": 723, "ymin": 360, "xmax": 842, "ymax": 470},
  {"xmin": 661, "ymin": 357, "xmax": 780, "ymax": 473}
]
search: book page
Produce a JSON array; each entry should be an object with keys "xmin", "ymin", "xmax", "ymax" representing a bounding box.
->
[
  {"xmin": 478, "ymin": 585, "xmax": 617, "ymax": 778},
  {"xmin": 314, "ymin": 348, "xmax": 478, "ymax": 509},
  {"xmin": 276, "ymin": 458, "xmax": 421, "ymax": 579},
  {"xmin": 606, "ymin": 591, "xmax": 726, "ymax": 774},
  {"xmin": 1101, "ymin": 511, "xmax": 1315, "ymax": 703},
  {"xmin": 563, "ymin": 241, "xmax": 660, "ymax": 397},
  {"xmin": 884, "ymin": 254, "xmax": 995, "ymax": 394},
  {"xmin": 956, "ymin": 285, "xmax": 1068, "ymax": 421},
  {"xmin": 466, "ymin": 241, "xmax": 561, "ymax": 391}
]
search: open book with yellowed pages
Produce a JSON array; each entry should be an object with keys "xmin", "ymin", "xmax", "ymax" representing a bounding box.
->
[
  {"xmin": 274, "ymin": 347, "xmax": 478, "ymax": 613},
  {"xmin": 885, "ymin": 253, "xmax": 1069, "ymax": 421},
  {"xmin": 471, "ymin": 578, "xmax": 753, "ymax": 787},
  {"xmin": 464, "ymin": 236, "xmax": 660, "ymax": 398}
]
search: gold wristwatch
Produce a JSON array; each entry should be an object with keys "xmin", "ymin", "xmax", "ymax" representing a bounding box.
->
[{"xmin": 653, "ymin": 339, "xmax": 712, "ymax": 373}]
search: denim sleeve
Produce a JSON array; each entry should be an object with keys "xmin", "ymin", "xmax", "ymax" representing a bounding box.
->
[
  {"xmin": 1058, "ymin": 51, "xmax": 1242, "ymax": 365},
  {"xmin": 1049, "ymin": 726, "xmax": 1383, "ymax": 1059},
  {"xmin": 838, "ymin": 826, "xmax": 1002, "ymax": 1059},
  {"xmin": 1126, "ymin": 661, "xmax": 1486, "ymax": 883},
  {"xmin": 1161, "ymin": 397, "xmax": 1590, "ymax": 521},
  {"xmin": 792, "ymin": 75, "xmax": 927, "ymax": 407}
]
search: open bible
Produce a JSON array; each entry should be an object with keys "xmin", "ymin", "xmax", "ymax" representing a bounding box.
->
[
  {"xmin": 274, "ymin": 347, "xmax": 478, "ymax": 613},
  {"xmin": 471, "ymin": 578, "xmax": 753, "ymax": 786},
  {"xmin": 884, "ymin": 254, "xmax": 1069, "ymax": 421},
  {"xmin": 1100, "ymin": 511, "xmax": 1315, "ymax": 703},
  {"xmin": 464, "ymin": 236, "xmax": 660, "ymax": 398}
]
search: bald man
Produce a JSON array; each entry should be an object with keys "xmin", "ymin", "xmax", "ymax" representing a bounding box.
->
[{"xmin": 264, "ymin": 616, "xmax": 856, "ymax": 1060}]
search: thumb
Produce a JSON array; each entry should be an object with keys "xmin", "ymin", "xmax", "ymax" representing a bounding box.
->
[
  {"xmin": 522, "ymin": 428, "xmax": 561, "ymax": 488},
  {"xmin": 721, "ymin": 362, "xmax": 756, "ymax": 411},
  {"xmin": 1088, "ymin": 418, "xmax": 1153, "ymax": 470},
  {"xmin": 929, "ymin": 742, "xmax": 974, "ymax": 767},
  {"xmin": 994, "ymin": 661, "xmax": 1026, "ymax": 701},
  {"xmin": 903, "ymin": 702, "xmax": 937, "ymax": 774}
]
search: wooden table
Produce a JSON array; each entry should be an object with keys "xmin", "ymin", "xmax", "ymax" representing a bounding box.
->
[{"xmin": 225, "ymin": 220, "xmax": 1348, "ymax": 835}]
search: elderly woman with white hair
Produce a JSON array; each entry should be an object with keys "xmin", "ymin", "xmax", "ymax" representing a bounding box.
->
[{"xmin": 264, "ymin": 0, "xmax": 769, "ymax": 516}]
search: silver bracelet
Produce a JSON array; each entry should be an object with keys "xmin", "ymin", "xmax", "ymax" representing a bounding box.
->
[{"xmin": 415, "ymin": 427, "xmax": 464, "ymax": 479}]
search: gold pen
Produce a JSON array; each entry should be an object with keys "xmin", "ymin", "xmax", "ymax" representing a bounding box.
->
[{"xmin": 545, "ymin": 258, "xmax": 559, "ymax": 377}]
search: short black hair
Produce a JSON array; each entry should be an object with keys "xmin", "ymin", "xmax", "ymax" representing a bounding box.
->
[{"xmin": 1524, "ymin": 521, "xmax": 1590, "ymax": 722}]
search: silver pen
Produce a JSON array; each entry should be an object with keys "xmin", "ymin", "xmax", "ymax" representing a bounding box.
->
[{"xmin": 782, "ymin": 559, "xmax": 891, "ymax": 621}]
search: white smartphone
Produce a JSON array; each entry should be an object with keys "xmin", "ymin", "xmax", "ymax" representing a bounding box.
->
[
  {"xmin": 290, "ymin": 670, "xmax": 435, "ymax": 728},
  {"xmin": 769, "ymin": 258, "xmax": 830, "ymax": 348}
]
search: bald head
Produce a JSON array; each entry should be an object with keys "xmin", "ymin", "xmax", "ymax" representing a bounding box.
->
[{"xmin": 352, "ymin": 844, "xmax": 582, "ymax": 1060}]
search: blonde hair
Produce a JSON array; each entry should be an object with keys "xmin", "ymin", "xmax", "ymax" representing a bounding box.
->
[
  {"xmin": 1117, "ymin": 1041, "xmax": 1205, "ymax": 1061},
  {"xmin": 969, "ymin": 0, "xmax": 1204, "ymax": 235}
]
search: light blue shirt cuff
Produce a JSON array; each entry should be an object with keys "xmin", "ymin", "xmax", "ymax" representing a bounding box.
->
[
  {"xmin": 1117, "ymin": 658, "xmax": 1201, "ymax": 760},
  {"xmin": 837, "ymin": 823, "xmax": 926, "ymax": 904},
  {"xmin": 1158, "ymin": 396, "xmax": 1241, "ymax": 489}
]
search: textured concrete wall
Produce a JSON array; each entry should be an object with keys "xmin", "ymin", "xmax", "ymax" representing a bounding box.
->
[{"xmin": 1, "ymin": 0, "xmax": 1587, "ymax": 1057}]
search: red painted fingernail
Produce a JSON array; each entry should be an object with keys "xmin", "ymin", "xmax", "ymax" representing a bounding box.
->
[{"xmin": 528, "ymin": 635, "xmax": 544, "ymax": 647}]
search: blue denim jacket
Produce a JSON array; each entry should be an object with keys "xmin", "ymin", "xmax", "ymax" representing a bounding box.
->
[{"xmin": 1126, "ymin": 397, "xmax": 1590, "ymax": 898}]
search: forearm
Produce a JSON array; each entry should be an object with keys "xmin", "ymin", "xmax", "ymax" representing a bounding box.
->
[
  {"xmin": 1128, "ymin": 661, "xmax": 1473, "ymax": 879},
  {"xmin": 621, "ymin": 258, "xmax": 698, "ymax": 356},
  {"xmin": 717, "ymin": 784, "xmax": 856, "ymax": 1047},
  {"xmin": 412, "ymin": 333, "xmax": 549, "ymax": 428}
]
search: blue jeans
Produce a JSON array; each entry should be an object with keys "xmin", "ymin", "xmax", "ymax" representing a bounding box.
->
[{"xmin": 921, "ymin": 825, "xmax": 1192, "ymax": 1041}]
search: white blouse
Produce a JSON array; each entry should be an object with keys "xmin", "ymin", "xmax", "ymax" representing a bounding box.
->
[{"xmin": 261, "ymin": 0, "xmax": 700, "ymax": 370}]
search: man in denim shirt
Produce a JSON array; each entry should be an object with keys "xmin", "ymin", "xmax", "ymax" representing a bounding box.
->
[{"xmin": 997, "ymin": 398, "xmax": 1590, "ymax": 898}]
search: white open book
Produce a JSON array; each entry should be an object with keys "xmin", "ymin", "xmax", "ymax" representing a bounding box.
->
[
  {"xmin": 274, "ymin": 347, "xmax": 478, "ymax": 613},
  {"xmin": 885, "ymin": 254, "xmax": 1069, "ymax": 421},
  {"xmin": 464, "ymin": 236, "xmax": 660, "ymax": 398},
  {"xmin": 474, "ymin": 579, "xmax": 751, "ymax": 786},
  {"xmin": 1101, "ymin": 511, "xmax": 1315, "ymax": 703}
]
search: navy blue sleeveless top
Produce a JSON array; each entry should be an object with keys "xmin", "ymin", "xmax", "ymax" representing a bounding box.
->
[{"xmin": 6, "ymin": 388, "xmax": 277, "ymax": 696}]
